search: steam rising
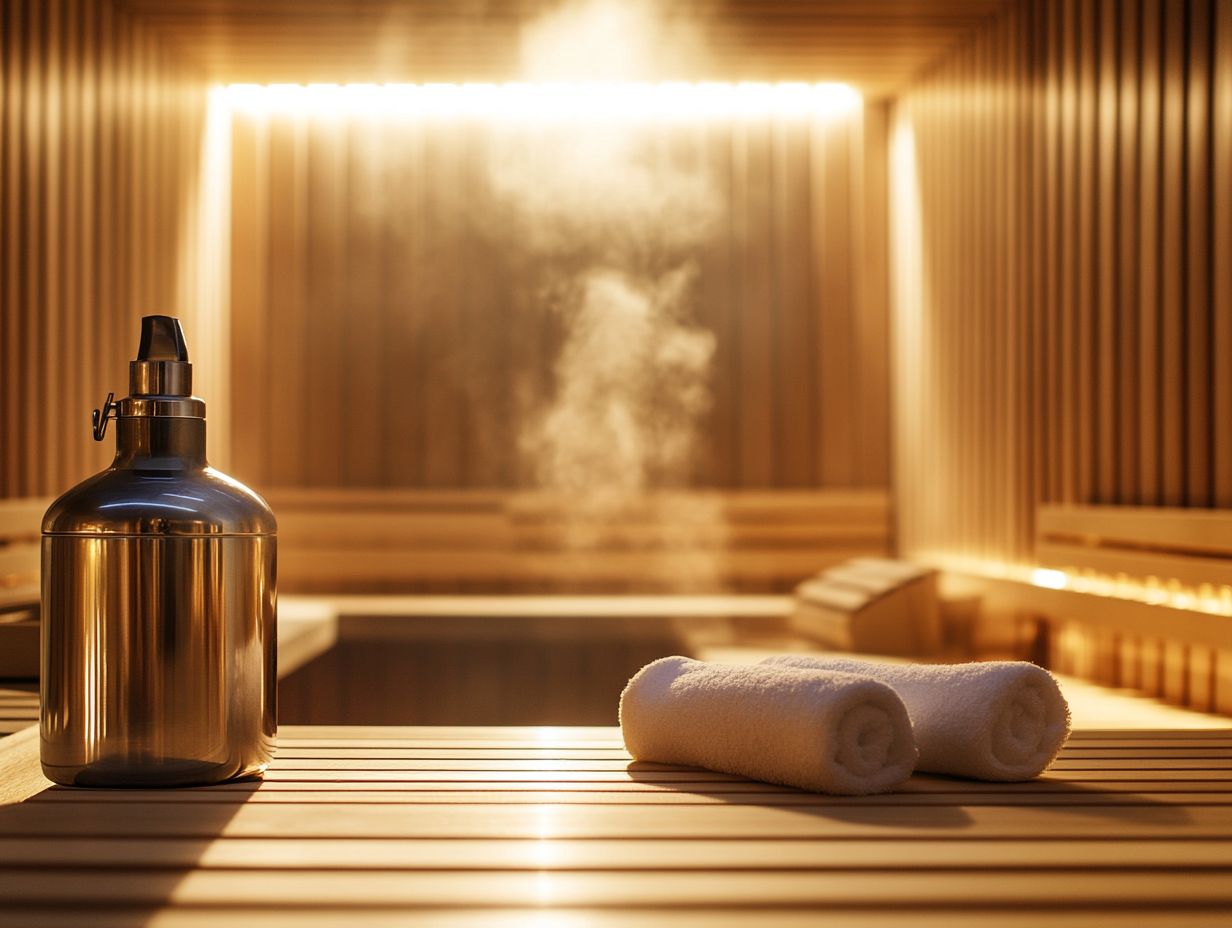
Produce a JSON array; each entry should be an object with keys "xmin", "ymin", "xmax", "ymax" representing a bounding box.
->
[
  {"xmin": 518, "ymin": 0, "xmax": 709, "ymax": 82},
  {"xmin": 496, "ymin": 0, "xmax": 726, "ymax": 583}
]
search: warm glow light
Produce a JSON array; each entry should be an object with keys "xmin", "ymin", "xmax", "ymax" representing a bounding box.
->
[
  {"xmin": 219, "ymin": 81, "xmax": 861, "ymax": 122},
  {"xmin": 1030, "ymin": 568, "xmax": 1069, "ymax": 590},
  {"xmin": 927, "ymin": 553, "xmax": 1232, "ymax": 617}
]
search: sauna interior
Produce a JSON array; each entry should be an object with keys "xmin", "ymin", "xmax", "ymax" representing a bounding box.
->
[
  {"xmin": 3, "ymin": 0, "xmax": 1232, "ymax": 922},
  {"xmin": 11, "ymin": 0, "xmax": 1232, "ymax": 722},
  {"xmin": 1, "ymin": 0, "xmax": 1230, "ymax": 711},
  {"xmin": 3, "ymin": 0, "xmax": 1232, "ymax": 720}
]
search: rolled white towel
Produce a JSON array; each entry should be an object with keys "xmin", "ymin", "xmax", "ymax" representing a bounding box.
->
[
  {"xmin": 619, "ymin": 656, "xmax": 917, "ymax": 795},
  {"xmin": 762, "ymin": 655, "xmax": 1071, "ymax": 781}
]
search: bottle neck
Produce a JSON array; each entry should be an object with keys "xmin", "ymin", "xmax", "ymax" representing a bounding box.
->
[{"xmin": 113, "ymin": 417, "xmax": 207, "ymax": 470}]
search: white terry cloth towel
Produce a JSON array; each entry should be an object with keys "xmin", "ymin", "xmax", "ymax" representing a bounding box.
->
[
  {"xmin": 762, "ymin": 655, "xmax": 1071, "ymax": 781},
  {"xmin": 619, "ymin": 656, "xmax": 917, "ymax": 795}
]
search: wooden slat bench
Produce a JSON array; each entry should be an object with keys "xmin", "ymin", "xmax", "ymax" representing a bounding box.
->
[
  {"xmin": 0, "ymin": 724, "xmax": 1228, "ymax": 925},
  {"xmin": 1033, "ymin": 504, "xmax": 1232, "ymax": 714}
]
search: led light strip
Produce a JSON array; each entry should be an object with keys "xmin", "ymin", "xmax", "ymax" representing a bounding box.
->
[
  {"xmin": 218, "ymin": 81, "xmax": 861, "ymax": 122},
  {"xmin": 926, "ymin": 553, "xmax": 1232, "ymax": 617}
]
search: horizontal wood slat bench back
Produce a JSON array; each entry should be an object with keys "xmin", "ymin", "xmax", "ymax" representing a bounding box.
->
[
  {"xmin": 0, "ymin": 725, "xmax": 1229, "ymax": 926},
  {"xmin": 268, "ymin": 488, "xmax": 891, "ymax": 593}
]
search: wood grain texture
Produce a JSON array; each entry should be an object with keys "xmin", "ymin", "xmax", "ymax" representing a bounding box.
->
[
  {"xmin": 0, "ymin": 725, "xmax": 1228, "ymax": 923},
  {"xmin": 891, "ymin": 0, "xmax": 1231, "ymax": 565},
  {"xmin": 267, "ymin": 488, "xmax": 890, "ymax": 593},
  {"xmin": 889, "ymin": 0, "xmax": 1232, "ymax": 705},
  {"xmin": 0, "ymin": 0, "xmax": 219, "ymax": 500},
  {"xmin": 226, "ymin": 108, "xmax": 886, "ymax": 497}
]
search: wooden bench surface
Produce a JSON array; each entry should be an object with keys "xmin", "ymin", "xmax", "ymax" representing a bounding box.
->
[{"xmin": 0, "ymin": 724, "xmax": 1229, "ymax": 926}]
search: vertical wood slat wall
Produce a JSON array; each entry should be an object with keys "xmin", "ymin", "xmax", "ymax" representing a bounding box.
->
[
  {"xmin": 890, "ymin": 0, "xmax": 1232, "ymax": 709},
  {"xmin": 0, "ymin": 0, "xmax": 216, "ymax": 501},
  {"xmin": 892, "ymin": 0, "xmax": 1232, "ymax": 563},
  {"xmin": 228, "ymin": 106, "xmax": 891, "ymax": 492}
]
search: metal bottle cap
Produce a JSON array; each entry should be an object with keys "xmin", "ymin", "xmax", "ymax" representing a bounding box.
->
[
  {"xmin": 47, "ymin": 314, "xmax": 276, "ymax": 538},
  {"xmin": 130, "ymin": 314, "xmax": 192, "ymax": 396},
  {"xmin": 92, "ymin": 315, "xmax": 205, "ymax": 441}
]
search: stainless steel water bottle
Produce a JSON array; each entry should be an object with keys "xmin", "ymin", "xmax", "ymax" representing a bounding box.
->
[{"xmin": 40, "ymin": 315, "xmax": 277, "ymax": 787}]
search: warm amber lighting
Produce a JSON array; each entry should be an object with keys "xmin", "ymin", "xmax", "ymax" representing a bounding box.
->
[
  {"xmin": 1030, "ymin": 568, "xmax": 1068, "ymax": 591},
  {"xmin": 931, "ymin": 554, "xmax": 1232, "ymax": 618},
  {"xmin": 218, "ymin": 81, "xmax": 861, "ymax": 122}
]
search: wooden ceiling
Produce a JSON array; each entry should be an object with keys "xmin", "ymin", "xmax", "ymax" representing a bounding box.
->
[{"xmin": 119, "ymin": 0, "xmax": 1013, "ymax": 98}]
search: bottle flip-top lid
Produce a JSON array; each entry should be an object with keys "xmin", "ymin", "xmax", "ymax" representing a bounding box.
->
[
  {"xmin": 46, "ymin": 314, "xmax": 277, "ymax": 537},
  {"xmin": 93, "ymin": 315, "xmax": 206, "ymax": 441},
  {"xmin": 131, "ymin": 315, "xmax": 192, "ymax": 396}
]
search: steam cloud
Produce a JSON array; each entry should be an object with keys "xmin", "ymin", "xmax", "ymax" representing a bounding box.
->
[{"xmin": 492, "ymin": 0, "xmax": 726, "ymax": 586}]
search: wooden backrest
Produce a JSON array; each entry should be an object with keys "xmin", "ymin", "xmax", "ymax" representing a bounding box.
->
[
  {"xmin": 1036, "ymin": 505, "xmax": 1232, "ymax": 594},
  {"xmin": 1035, "ymin": 504, "xmax": 1232, "ymax": 715},
  {"xmin": 268, "ymin": 488, "xmax": 892, "ymax": 594}
]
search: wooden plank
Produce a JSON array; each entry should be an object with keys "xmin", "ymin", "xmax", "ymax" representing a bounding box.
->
[
  {"xmin": 1116, "ymin": 0, "xmax": 1140, "ymax": 503},
  {"xmin": 414, "ymin": 117, "xmax": 457, "ymax": 490},
  {"xmin": 36, "ymin": 777, "xmax": 1232, "ymax": 796},
  {"xmin": 42, "ymin": 0, "xmax": 64, "ymax": 494},
  {"xmin": 1, "ymin": 869, "xmax": 1229, "ymax": 908},
  {"xmin": 1158, "ymin": 0, "xmax": 1186, "ymax": 507},
  {"xmin": 0, "ymin": 910, "xmax": 1225, "ymax": 928},
  {"xmin": 21, "ymin": 0, "xmax": 44, "ymax": 497},
  {"xmin": 1, "ymin": 836, "xmax": 1229, "ymax": 872},
  {"xmin": 251, "ymin": 744, "xmax": 1232, "ymax": 760},
  {"xmin": 274, "ymin": 511, "xmax": 886, "ymax": 548},
  {"xmin": 277, "ymin": 594, "xmax": 791, "ymax": 621},
  {"xmin": 263, "ymin": 113, "xmax": 309, "ymax": 488},
  {"xmin": 1136, "ymin": 0, "xmax": 1162, "ymax": 503},
  {"xmin": 0, "ymin": 909, "xmax": 1223, "ymax": 928},
  {"xmin": 0, "ymin": 726, "xmax": 50, "ymax": 805},
  {"xmin": 227, "ymin": 111, "xmax": 269, "ymax": 484},
  {"xmin": 0, "ymin": 800, "xmax": 1226, "ymax": 839},
  {"xmin": 32, "ymin": 789, "xmax": 1232, "ymax": 807},
  {"xmin": 1058, "ymin": 0, "xmax": 1078, "ymax": 504},
  {"xmin": 772, "ymin": 119, "xmax": 814, "ymax": 487},
  {"xmin": 938, "ymin": 571, "xmax": 1232, "ymax": 650},
  {"xmin": 30, "ymin": 754, "xmax": 1226, "ymax": 774},
  {"xmin": 1034, "ymin": 540, "xmax": 1232, "ymax": 590},
  {"xmin": 1037, "ymin": 504, "xmax": 1232, "ymax": 554},
  {"xmin": 1, "ymin": 0, "xmax": 21, "ymax": 498},
  {"xmin": 1094, "ymin": 0, "xmax": 1117, "ymax": 503},
  {"xmin": 1075, "ymin": 0, "xmax": 1096, "ymax": 505},
  {"xmin": 1216, "ymin": 0, "xmax": 1232, "ymax": 508},
  {"xmin": 1185, "ymin": 0, "xmax": 1212, "ymax": 507},
  {"xmin": 277, "ymin": 610, "xmax": 338, "ymax": 679},
  {"xmin": 859, "ymin": 102, "xmax": 892, "ymax": 491},
  {"xmin": 278, "ymin": 548, "xmax": 878, "ymax": 585},
  {"xmin": 303, "ymin": 109, "xmax": 348, "ymax": 487},
  {"xmin": 736, "ymin": 117, "xmax": 774, "ymax": 486},
  {"xmin": 267, "ymin": 487, "xmax": 891, "ymax": 516}
]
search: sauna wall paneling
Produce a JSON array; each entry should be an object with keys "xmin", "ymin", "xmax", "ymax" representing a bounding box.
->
[
  {"xmin": 229, "ymin": 110, "xmax": 887, "ymax": 491},
  {"xmin": 891, "ymin": 0, "xmax": 1232, "ymax": 709},
  {"xmin": 891, "ymin": 0, "xmax": 1232, "ymax": 563},
  {"xmin": 0, "ymin": 0, "xmax": 214, "ymax": 500},
  {"xmin": 1219, "ymin": 0, "xmax": 1232, "ymax": 509}
]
